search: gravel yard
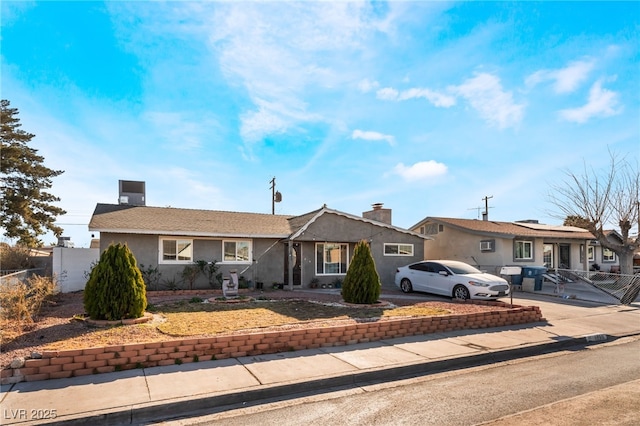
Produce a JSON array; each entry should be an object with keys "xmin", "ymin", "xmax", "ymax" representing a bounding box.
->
[{"xmin": 1, "ymin": 290, "xmax": 511, "ymax": 369}]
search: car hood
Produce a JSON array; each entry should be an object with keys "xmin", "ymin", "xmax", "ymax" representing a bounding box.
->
[{"xmin": 460, "ymin": 273, "xmax": 508, "ymax": 284}]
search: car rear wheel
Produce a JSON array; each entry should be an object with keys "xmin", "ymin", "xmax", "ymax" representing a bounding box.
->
[
  {"xmin": 453, "ymin": 285, "xmax": 470, "ymax": 300},
  {"xmin": 400, "ymin": 278, "xmax": 413, "ymax": 293}
]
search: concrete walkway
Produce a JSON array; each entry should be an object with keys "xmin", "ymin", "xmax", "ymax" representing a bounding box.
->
[{"xmin": 1, "ymin": 293, "xmax": 639, "ymax": 425}]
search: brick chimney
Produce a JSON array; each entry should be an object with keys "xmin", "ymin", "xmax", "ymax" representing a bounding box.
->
[{"xmin": 363, "ymin": 203, "xmax": 392, "ymax": 225}]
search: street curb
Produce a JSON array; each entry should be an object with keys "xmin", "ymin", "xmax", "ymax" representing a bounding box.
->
[{"xmin": 39, "ymin": 332, "xmax": 637, "ymax": 426}]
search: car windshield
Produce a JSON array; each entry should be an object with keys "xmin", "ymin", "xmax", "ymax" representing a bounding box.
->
[{"xmin": 441, "ymin": 261, "xmax": 482, "ymax": 275}]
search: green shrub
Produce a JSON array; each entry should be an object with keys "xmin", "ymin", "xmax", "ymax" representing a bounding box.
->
[
  {"xmin": 341, "ymin": 240, "xmax": 381, "ymax": 304},
  {"xmin": 83, "ymin": 243, "xmax": 147, "ymax": 320},
  {"xmin": 139, "ymin": 263, "xmax": 162, "ymax": 291}
]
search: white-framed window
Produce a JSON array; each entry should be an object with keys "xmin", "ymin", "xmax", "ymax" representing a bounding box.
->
[
  {"xmin": 160, "ymin": 238, "xmax": 193, "ymax": 263},
  {"xmin": 603, "ymin": 247, "xmax": 616, "ymax": 262},
  {"xmin": 384, "ymin": 243, "xmax": 414, "ymax": 256},
  {"xmin": 514, "ymin": 240, "xmax": 533, "ymax": 260},
  {"xmin": 316, "ymin": 243, "xmax": 348, "ymax": 275},
  {"xmin": 588, "ymin": 246, "xmax": 595, "ymax": 261},
  {"xmin": 223, "ymin": 240, "xmax": 251, "ymax": 263},
  {"xmin": 543, "ymin": 244, "xmax": 554, "ymax": 268}
]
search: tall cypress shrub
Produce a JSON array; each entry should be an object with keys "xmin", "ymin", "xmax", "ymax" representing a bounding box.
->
[
  {"xmin": 341, "ymin": 240, "xmax": 381, "ymax": 304},
  {"xmin": 84, "ymin": 243, "xmax": 147, "ymax": 320}
]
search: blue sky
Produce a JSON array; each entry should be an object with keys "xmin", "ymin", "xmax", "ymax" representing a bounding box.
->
[{"xmin": 2, "ymin": 1, "xmax": 638, "ymax": 248}]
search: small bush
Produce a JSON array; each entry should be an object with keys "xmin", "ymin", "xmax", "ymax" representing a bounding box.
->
[
  {"xmin": 341, "ymin": 240, "xmax": 381, "ymax": 304},
  {"xmin": 0, "ymin": 244, "xmax": 37, "ymax": 271},
  {"xmin": 139, "ymin": 264, "xmax": 162, "ymax": 291},
  {"xmin": 0, "ymin": 274, "xmax": 59, "ymax": 323},
  {"xmin": 83, "ymin": 243, "xmax": 147, "ymax": 320}
]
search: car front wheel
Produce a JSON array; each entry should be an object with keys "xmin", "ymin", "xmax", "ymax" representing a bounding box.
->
[
  {"xmin": 400, "ymin": 278, "xmax": 413, "ymax": 293},
  {"xmin": 453, "ymin": 285, "xmax": 470, "ymax": 300}
]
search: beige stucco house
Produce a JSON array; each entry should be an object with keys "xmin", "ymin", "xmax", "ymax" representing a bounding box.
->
[{"xmin": 409, "ymin": 217, "xmax": 619, "ymax": 275}]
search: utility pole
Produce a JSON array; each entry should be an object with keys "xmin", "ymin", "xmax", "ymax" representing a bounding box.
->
[
  {"xmin": 482, "ymin": 195, "xmax": 493, "ymax": 221},
  {"xmin": 270, "ymin": 177, "xmax": 282, "ymax": 215}
]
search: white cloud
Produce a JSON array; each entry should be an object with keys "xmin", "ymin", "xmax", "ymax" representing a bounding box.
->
[
  {"xmin": 207, "ymin": 2, "xmax": 395, "ymax": 146},
  {"xmin": 358, "ymin": 78, "xmax": 379, "ymax": 93},
  {"xmin": 559, "ymin": 79, "xmax": 622, "ymax": 123},
  {"xmin": 450, "ymin": 73, "xmax": 524, "ymax": 129},
  {"xmin": 376, "ymin": 87, "xmax": 456, "ymax": 107},
  {"xmin": 144, "ymin": 111, "xmax": 220, "ymax": 151},
  {"xmin": 526, "ymin": 59, "xmax": 595, "ymax": 94},
  {"xmin": 393, "ymin": 160, "xmax": 448, "ymax": 182},
  {"xmin": 352, "ymin": 129, "xmax": 395, "ymax": 146},
  {"xmin": 376, "ymin": 87, "xmax": 400, "ymax": 100}
]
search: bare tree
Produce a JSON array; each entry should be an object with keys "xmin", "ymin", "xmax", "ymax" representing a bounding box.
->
[{"xmin": 548, "ymin": 151, "xmax": 639, "ymax": 275}]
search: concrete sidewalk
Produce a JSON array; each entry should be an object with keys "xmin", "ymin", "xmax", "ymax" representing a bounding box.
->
[{"xmin": 1, "ymin": 294, "xmax": 639, "ymax": 425}]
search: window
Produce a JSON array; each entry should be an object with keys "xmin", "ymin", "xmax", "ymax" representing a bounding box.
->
[
  {"xmin": 582, "ymin": 244, "xmax": 595, "ymax": 262},
  {"xmin": 160, "ymin": 238, "xmax": 193, "ymax": 263},
  {"xmin": 543, "ymin": 244, "xmax": 554, "ymax": 268},
  {"xmin": 223, "ymin": 240, "xmax": 251, "ymax": 262},
  {"xmin": 384, "ymin": 243, "xmax": 414, "ymax": 256},
  {"xmin": 514, "ymin": 240, "xmax": 533, "ymax": 260},
  {"xmin": 603, "ymin": 247, "xmax": 616, "ymax": 262},
  {"xmin": 316, "ymin": 243, "xmax": 348, "ymax": 274}
]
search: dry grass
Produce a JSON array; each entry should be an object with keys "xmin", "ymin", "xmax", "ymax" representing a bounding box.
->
[{"xmin": 155, "ymin": 299, "xmax": 450, "ymax": 336}]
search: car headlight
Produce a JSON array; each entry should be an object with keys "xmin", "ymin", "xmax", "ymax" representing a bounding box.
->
[{"xmin": 468, "ymin": 280, "xmax": 490, "ymax": 287}]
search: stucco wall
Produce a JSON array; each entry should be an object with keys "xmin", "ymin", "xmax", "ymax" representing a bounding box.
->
[
  {"xmin": 52, "ymin": 247, "xmax": 99, "ymax": 293},
  {"xmin": 294, "ymin": 213, "xmax": 425, "ymax": 288},
  {"xmin": 98, "ymin": 233, "xmax": 285, "ymax": 290}
]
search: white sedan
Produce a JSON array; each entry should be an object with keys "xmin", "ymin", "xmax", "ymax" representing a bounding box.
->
[{"xmin": 394, "ymin": 260, "xmax": 510, "ymax": 300}]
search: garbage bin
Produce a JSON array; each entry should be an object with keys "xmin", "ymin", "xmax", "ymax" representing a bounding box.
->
[{"xmin": 521, "ymin": 266, "xmax": 547, "ymax": 291}]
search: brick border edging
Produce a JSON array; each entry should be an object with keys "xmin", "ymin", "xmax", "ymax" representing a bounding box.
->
[{"xmin": 1, "ymin": 302, "xmax": 544, "ymax": 384}]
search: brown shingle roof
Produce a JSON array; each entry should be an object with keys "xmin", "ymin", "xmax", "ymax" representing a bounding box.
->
[
  {"xmin": 89, "ymin": 204, "xmax": 294, "ymax": 238},
  {"xmin": 422, "ymin": 217, "xmax": 594, "ymax": 239}
]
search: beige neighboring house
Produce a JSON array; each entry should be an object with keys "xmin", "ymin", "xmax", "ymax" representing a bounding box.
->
[{"xmin": 409, "ymin": 217, "xmax": 620, "ymax": 275}]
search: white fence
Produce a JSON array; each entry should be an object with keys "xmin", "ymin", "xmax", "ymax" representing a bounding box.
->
[{"xmin": 52, "ymin": 247, "xmax": 99, "ymax": 293}]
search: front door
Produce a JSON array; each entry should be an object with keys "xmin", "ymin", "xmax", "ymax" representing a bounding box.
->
[
  {"xmin": 559, "ymin": 244, "xmax": 571, "ymax": 269},
  {"xmin": 284, "ymin": 243, "xmax": 301, "ymax": 286}
]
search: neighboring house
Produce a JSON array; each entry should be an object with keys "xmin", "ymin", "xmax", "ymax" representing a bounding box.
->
[
  {"xmin": 88, "ymin": 202, "xmax": 428, "ymax": 290},
  {"xmin": 409, "ymin": 217, "xmax": 619, "ymax": 274}
]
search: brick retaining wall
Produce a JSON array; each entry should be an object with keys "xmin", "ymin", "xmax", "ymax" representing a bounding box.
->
[{"xmin": 1, "ymin": 302, "xmax": 544, "ymax": 384}]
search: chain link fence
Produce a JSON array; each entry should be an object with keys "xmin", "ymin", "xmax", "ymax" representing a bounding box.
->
[{"xmin": 557, "ymin": 269, "xmax": 640, "ymax": 305}]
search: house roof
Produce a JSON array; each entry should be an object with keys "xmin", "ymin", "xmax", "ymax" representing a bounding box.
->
[
  {"xmin": 89, "ymin": 204, "xmax": 295, "ymax": 238},
  {"xmin": 89, "ymin": 204, "xmax": 429, "ymax": 240},
  {"xmin": 289, "ymin": 206, "xmax": 430, "ymax": 240},
  {"xmin": 414, "ymin": 217, "xmax": 595, "ymax": 240}
]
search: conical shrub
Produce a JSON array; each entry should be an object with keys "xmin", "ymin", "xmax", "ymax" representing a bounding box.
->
[
  {"xmin": 341, "ymin": 240, "xmax": 381, "ymax": 304},
  {"xmin": 84, "ymin": 243, "xmax": 147, "ymax": 320}
]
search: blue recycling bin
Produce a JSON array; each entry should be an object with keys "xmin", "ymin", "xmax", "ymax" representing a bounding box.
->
[{"xmin": 522, "ymin": 266, "xmax": 547, "ymax": 291}]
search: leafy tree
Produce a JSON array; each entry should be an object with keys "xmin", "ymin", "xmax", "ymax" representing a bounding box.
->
[
  {"xmin": 1, "ymin": 100, "xmax": 66, "ymax": 247},
  {"xmin": 548, "ymin": 151, "xmax": 639, "ymax": 275},
  {"xmin": 84, "ymin": 243, "xmax": 147, "ymax": 320},
  {"xmin": 341, "ymin": 240, "xmax": 381, "ymax": 304}
]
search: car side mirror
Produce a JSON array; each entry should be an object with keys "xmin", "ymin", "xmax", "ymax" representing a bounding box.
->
[{"xmin": 438, "ymin": 270, "xmax": 449, "ymax": 276}]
